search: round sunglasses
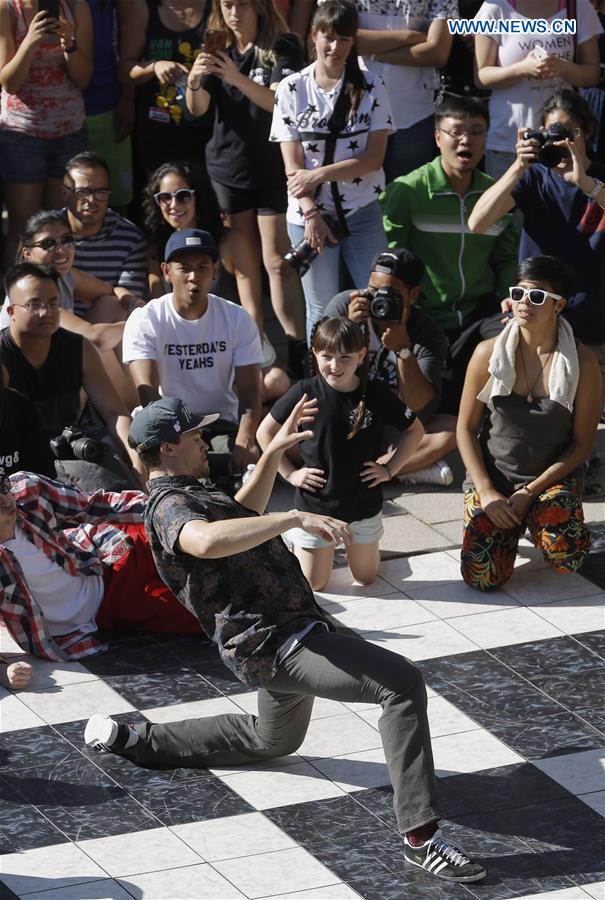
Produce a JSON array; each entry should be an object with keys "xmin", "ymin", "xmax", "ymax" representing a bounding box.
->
[
  {"xmin": 153, "ymin": 188, "xmax": 196, "ymax": 207},
  {"xmin": 508, "ymin": 286, "xmax": 563, "ymax": 306},
  {"xmin": 27, "ymin": 234, "xmax": 75, "ymax": 251}
]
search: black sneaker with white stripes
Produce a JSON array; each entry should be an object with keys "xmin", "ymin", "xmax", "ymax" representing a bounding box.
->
[{"xmin": 404, "ymin": 830, "xmax": 487, "ymax": 882}]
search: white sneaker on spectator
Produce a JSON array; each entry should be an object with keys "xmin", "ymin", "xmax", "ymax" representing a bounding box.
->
[
  {"xmin": 396, "ymin": 460, "xmax": 454, "ymax": 487},
  {"xmin": 261, "ymin": 335, "xmax": 277, "ymax": 369}
]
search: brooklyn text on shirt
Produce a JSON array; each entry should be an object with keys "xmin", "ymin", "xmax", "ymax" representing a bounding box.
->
[
  {"xmin": 449, "ymin": 18, "xmax": 577, "ymax": 36},
  {"xmin": 163, "ymin": 341, "xmax": 227, "ymax": 370}
]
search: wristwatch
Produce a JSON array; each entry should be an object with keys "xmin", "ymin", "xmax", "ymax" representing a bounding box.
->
[
  {"xmin": 397, "ymin": 347, "xmax": 413, "ymax": 361},
  {"xmin": 586, "ymin": 178, "xmax": 604, "ymax": 201}
]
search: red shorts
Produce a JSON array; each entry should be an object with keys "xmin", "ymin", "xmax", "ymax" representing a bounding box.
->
[{"xmin": 96, "ymin": 523, "xmax": 201, "ymax": 635}]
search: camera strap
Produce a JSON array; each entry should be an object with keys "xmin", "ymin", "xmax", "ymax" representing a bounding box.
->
[
  {"xmin": 318, "ymin": 78, "xmax": 352, "ymax": 238},
  {"xmin": 566, "ymin": 0, "xmax": 577, "ymax": 63}
]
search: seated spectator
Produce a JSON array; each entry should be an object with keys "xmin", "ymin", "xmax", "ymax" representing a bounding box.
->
[
  {"xmin": 186, "ymin": 0, "xmax": 306, "ymax": 366},
  {"xmin": 0, "ymin": 262, "xmax": 144, "ymax": 491},
  {"xmin": 457, "ymin": 256, "xmax": 601, "ymax": 591},
  {"xmin": 352, "ymin": 0, "xmax": 456, "ymax": 183},
  {"xmin": 0, "ymin": 367, "xmax": 54, "ymax": 479},
  {"xmin": 271, "ymin": 0, "xmax": 394, "ymax": 343},
  {"xmin": 62, "ymin": 151, "xmax": 148, "ymax": 310},
  {"xmin": 468, "ymin": 89, "xmax": 605, "ymax": 406},
  {"xmin": 474, "ymin": 0, "xmax": 602, "ymax": 180},
  {"xmin": 258, "ymin": 317, "xmax": 424, "ymax": 590},
  {"xmin": 0, "ymin": 468, "xmax": 201, "ymax": 664},
  {"xmin": 121, "ymin": 0, "xmax": 210, "ymax": 177},
  {"xmin": 83, "ymin": 0, "xmax": 135, "ymax": 211},
  {"xmin": 122, "ymin": 229, "xmax": 263, "ymax": 477},
  {"xmin": 323, "ymin": 248, "xmax": 456, "ymax": 486},
  {"xmin": 0, "ymin": 0, "xmax": 92, "ymax": 265},
  {"xmin": 143, "ymin": 160, "xmax": 224, "ymax": 299},
  {"xmin": 382, "ymin": 94, "xmax": 519, "ymax": 406}
]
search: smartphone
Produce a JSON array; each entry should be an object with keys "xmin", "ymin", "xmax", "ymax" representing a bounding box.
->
[
  {"xmin": 204, "ymin": 29, "xmax": 229, "ymax": 56},
  {"xmin": 39, "ymin": 0, "xmax": 60, "ymax": 17}
]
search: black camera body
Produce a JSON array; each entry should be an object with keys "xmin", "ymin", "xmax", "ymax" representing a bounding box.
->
[
  {"xmin": 284, "ymin": 213, "xmax": 347, "ymax": 277},
  {"xmin": 50, "ymin": 426, "xmax": 104, "ymax": 464},
  {"xmin": 363, "ymin": 286, "xmax": 405, "ymax": 322},
  {"xmin": 524, "ymin": 124, "xmax": 574, "ymax": 168}
]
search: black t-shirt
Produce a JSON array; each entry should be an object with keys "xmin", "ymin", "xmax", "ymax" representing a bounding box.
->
[
  {"xmin": 323, "ymin": 292, "xmax": 449, "ymax": 422},
  {"xmin": 203, "ymin": 33, "xmax": 303, "ymax": 190},
  {"xmin": 0, "ymin": 388, "xmax": 55, "ymax": 478},
  {"xmin": 270, "ymin": 375, "xmax": 416, "ymax": 522}
]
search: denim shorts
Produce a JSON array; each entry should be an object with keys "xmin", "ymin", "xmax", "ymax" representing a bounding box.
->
[
  {"xmin": 285, "ymin": 510, "xmax": 384, "ymax": 550},
  {"xmin": 0, "ymin": 126, "xmax": 87, "ymax": 182}
]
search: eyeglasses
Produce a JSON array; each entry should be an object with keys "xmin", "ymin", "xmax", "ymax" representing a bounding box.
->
[
  {"xmin": 65, "ymin": 187, "xmax": 111, "ymax": 200},
  {"xmin": 12, "ymin": 299, "xmax": 62, "ymax": 314},
  {"xmin": 437, "ymin": 127, "xmax": 487, "ymax": 140},
  {"xmin": 509, "ymin": 286, "xmax": 563, "ymax": 305},
  {"xmin": 27, "ymin": 234, "xmax": 75, "ymax": 251},
  {"xmin": 153, "ymin": 189, "xmax": 196, "ymax": 207}
]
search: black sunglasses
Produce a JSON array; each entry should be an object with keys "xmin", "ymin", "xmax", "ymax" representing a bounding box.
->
[{"xmin": 28, "ymin": 234, "xmax": 75, "ymax": 251}]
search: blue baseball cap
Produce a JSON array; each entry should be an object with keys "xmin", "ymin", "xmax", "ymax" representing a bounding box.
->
[
  {"xmin": 129, "ymin": 398, "xmax": 219, "ymax": 451},
  {"xmin": 164, "ymin": 228, "xmax": 219, "ymax": 263}
]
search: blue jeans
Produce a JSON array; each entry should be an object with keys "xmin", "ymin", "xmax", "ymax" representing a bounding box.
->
[
  {"xmin": 288, "ymin": 201, "xmax": 387, "ymax": 343},
  {"xmin": 383, "ymin": 115, "xmax": 436, "ymax": 184}
]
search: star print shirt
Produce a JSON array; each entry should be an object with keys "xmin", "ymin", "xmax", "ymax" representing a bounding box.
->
[{"xmin": 270, "ymin": 64, "xmax": 395, "ymax": 226}]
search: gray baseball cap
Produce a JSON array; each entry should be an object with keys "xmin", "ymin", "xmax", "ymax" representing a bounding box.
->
[{"xmin": 129, "ymin": 398, "xmax": 219, "ymax": 451}]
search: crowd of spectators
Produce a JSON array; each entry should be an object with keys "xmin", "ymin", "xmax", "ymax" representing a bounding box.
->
[{"xmin": 0, "ymin": 0, "xmax": 604, "ymax": 653}]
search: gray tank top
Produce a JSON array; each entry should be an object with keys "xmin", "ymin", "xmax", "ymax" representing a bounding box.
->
[{"xmin": 465, "ymin": 393, "xmax": 576, "ymax": 496}]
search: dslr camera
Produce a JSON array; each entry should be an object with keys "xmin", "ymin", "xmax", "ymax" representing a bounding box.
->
[
  {"xmin": 524, "ymin": 123, "xmax": 574, "ymax": 168},
  {"xmin": 363, "ymin": 285, "xmax": 404, "ymax": 322},
  {"xmin": 50, "ymin": 426, "xmax": 104, "ymax": 464},
  {"xmin": 284, "ymin": 213, "xmax": 347, "ymax": 277}
]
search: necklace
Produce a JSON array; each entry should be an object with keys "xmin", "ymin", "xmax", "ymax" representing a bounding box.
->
[{"xmin": 518, "ymin": 340, "xmax": 556, "ymax": 403}]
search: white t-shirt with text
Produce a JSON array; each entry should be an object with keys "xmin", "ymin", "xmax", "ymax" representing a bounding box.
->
[{"xmin": 122, "ymin": 293, "xmax": 263, "ymax": 423}]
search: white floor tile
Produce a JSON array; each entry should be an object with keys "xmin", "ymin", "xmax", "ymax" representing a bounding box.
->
[
  {"xmin": 230, "ymin": 691, "xmax": 347, "ymax": 721},
  {"xmin": 532, "ymin": 594, "xmax": 605, "ymax": 634},
  {"xmin": 0, "ymin": 843, "xmax": 106, "ymax": 894},
  {"xmin": 0, "ymin": 692, "xmax": 46, "ymax": 732},
  {"xmin": 19, "ymin": 679, "xmax": 134, "ymax": 725},
  {"xmin": 502, "ymin": 568, "xmax": 603, "ymax": 606},
  {"xmin": 172, "ymin": 812, "xmax": 296, "ymax": 861},
  {"xmin": 582, "ymin": 882, "xmax": 605, "ymax": 900},
  {"xmin": 141, "ymin": 695, "xmax": 243, "ymax": 723},
  {"xmin": 534, "ymin": 749, "xmax": 605, "ymax": 796},
  {"xmin": 504, "ymin": 889, "xmax": 592, "ymax": 900},
  {"xmin": 315, "ymin": 567, "xmax": 395, "ymax": 598},
  {"xmin": 76, "ymin": 826, "xmax": 200, "ymax": 878},
  {"xmin": 322, "ymin": 593, "xmax": 436, "ymax": 632},
  {"xmin": 448, "ymin": 606, "xmax": 563, "ymax": 650},
  {"xmin": 23, "ymin": 880, "xmax": 133, "ymax": 899},
  {"xmin": 209, "ymin": 753, "xmax": 303, "ymax": 777},
  {"xmin": 218, "ymin": 761, "xmax": 346, "ymax": 810},
  {"xmin": 379, "ymin": 552, "xmax": 462, "ymax": 592},
  {"xmin": 406, "ymin": 579, "xmax": 521, "ymax": 618},
  {"xmin": 365, "ymin": 619, "xmax": 477, "ymax": 661},
  {"xmin": 310, "ymin": 747, "xmax": 390, "ymax": 792},
  {"xmin": 258, "ymin": 885, "xmax": 361, "ymax": 899},
  {"xmin": 298, "ymin": 713, "xmax": 382, "ymax": 759},
  {"xmin": 117, "ymin": 864, "xmax": 247, "ymax": 899},
  {"xmin": 432, "ymin": 728, "xmax": 524, "ymax": 777},
  {"xmin": 427, "ymin": 696, "xmax": 482, "ymax": 738},
  {"xmin": 26, "ymin": 658, "xmax": 99, "ymax": 690},
  {"xmin": 213, "ymin": 847, "xmax": 340, "ymax": 899},
  {"xmin": 577, "ymin": 791, "xmax": 605, "ymax": 817}
]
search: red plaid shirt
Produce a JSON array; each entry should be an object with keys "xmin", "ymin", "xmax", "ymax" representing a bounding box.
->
[{"xmin": 0, "ymin": 472, "xmax": 146, "ymax": 661}]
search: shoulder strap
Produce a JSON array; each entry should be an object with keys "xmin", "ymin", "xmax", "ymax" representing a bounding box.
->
[{"xmin": 318, "ymin": 79, "xmax": 352, "ymax": 236}]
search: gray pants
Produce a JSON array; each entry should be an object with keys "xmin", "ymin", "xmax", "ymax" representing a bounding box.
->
[{"xmin": 128, "ymin": 629, "xmax": 441, "ymax": 833}]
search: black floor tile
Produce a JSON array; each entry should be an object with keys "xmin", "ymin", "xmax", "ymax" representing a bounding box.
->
[
  {"xmin": 532, "ymin": 669, "xmax": 605, "ymax": 713},
  {"xmin": 82, "ymin": 641, "xmax": 183, "ymax": 677},
  {"xmin": 189, "ymin": 658, "xmax": 255, "ymax": 695},
  {"xmin": 104, "ymin": 666, "xmax": 221, "ymax": 708},
  {"xmin": 265, "ymin": 795, "xmax": 385, "ymax": 849},
  {"xmin": 1, "ymin": 755, "xmax": 159, "ymax": 841},
  {"xmin": 443, "ymin": 763, "xmax": 570, "ymax": 813},
  {"xmin": 0, "ymin": 726, "xmax": 75, "ymax": 773},
  {"xmin": 130, "ymin": 776, "xmax": 253, "ymax": 826},
  {"xmin": 0, "ymin": 781, "xmax": 67, "ymax": 854},
  {"xmin": 490, "ymin": 635, "xmax": 605, "ymax": 681},
  {"xmin": 488, "ymin": 711, "xmax": 604, "ymax": 759},
  {"xmin": 350, "ymin": 780, "xmax": 478, "ymax": 833},
  {"xmin": 572, "ymin": 629, "xmax": 605, "ymax": 660},
  {"xmin": 0, "ymin": 880, "xmax": 19, "ymax": 899}
]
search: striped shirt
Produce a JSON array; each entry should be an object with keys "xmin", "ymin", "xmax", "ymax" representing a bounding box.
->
[{"xmin": 71, "ymin": 209, "xmax": 148, "ymax": 301}]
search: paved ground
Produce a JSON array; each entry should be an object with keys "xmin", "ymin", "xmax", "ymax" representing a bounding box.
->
[{"xmin": 0, "ymin": 429, "xmax": 603, "ymax": 900}]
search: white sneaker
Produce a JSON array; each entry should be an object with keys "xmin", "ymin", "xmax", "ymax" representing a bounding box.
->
[
  {"xmin": 84, "ymin": 714, "xmax": 139, "ymax": 753},
  {"xmin": 261, "ymin": 335, "xmax": 277, "ymax": 369},
  {"xmin": 396, "ymin": 460, "xmax": 454, "ymax": 487}
]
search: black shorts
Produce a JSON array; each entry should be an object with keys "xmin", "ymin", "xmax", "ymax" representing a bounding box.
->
[{"xmin": 211, "ymin": 180, "xmax": 288, "ymax": 216}]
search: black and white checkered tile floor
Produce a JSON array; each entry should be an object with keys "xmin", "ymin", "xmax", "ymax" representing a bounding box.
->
[{"xmin": 1, "ymin": 537, "xmax": 603, "ymax": 900}]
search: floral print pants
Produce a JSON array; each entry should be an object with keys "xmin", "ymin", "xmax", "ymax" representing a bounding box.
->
[{"xmin": 461, "ymin": 477, "xmax": 591, "ymax": 592}]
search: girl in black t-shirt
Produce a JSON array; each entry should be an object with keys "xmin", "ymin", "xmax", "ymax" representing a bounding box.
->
[
  {"xmin": 258, "ymin": 318, "xmax": 423, "ymax": 591},
  {"xmin": 185, "ymin": 0, "xmax": 306, "ymax": 367}
]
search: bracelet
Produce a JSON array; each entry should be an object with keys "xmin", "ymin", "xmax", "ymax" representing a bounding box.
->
[
  {"xmin": 520, "ymin": 485, "xmax": 534, "ymax": 498},
  {"xmin": 303, "ymin": 206, "xmax": 320, "ymax": 220},
  {"xmin": 187, "ymin": 80, "xmax": 202, "ymax": 91},
  {"xmin": 64, "ymin": 39, "xmax": 77, "ymax": 55},
  {"xmin": 586, "ymin": 178, "xmax": 604, "ymax": 201}
]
